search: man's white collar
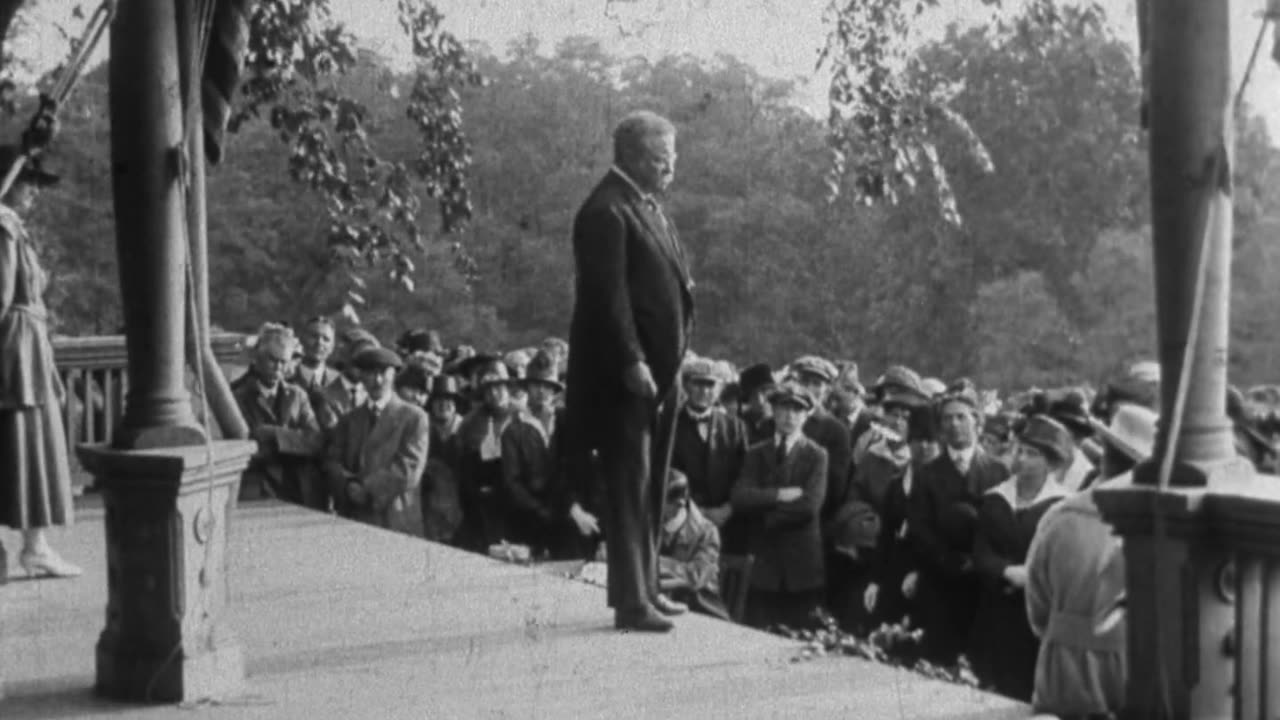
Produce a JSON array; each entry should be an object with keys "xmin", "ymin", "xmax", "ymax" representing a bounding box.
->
[
  {"xmin": 611, "ymin": 165, "xmax": 654, "ymax": 201},
  {"xmin": 948, "ymin": 443, "xmax": 977, "ymax": 467}
]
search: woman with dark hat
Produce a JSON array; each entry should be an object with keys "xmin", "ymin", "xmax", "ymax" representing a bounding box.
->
[
  {"xmin": 0, "ymin": 147, "xmax": 82, "ymax": 579},
  {"xmin": 967, "ymin": 415, "xmax": 1071, "ymax": 701},
  {"xmin": 455, "ymin": 359, "xmax": 520, "ymax": 553},
  {"xmin": 421, "ymin": 374, "xmax": 465, "ymax": 543},
  {"xmin": 500, "ymin": 350, "xmax": 571, "ymax": 558}
]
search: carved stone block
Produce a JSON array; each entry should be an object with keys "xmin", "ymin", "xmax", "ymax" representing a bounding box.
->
[{"xmin": 77, "ymin": 440, "xmax": 254, "ymax": 703}]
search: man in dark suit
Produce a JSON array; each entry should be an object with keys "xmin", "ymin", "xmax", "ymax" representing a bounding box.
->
[
  {"xmin": 908, "ymin": 382, "xmax": 1009, "ymax": 665},
  {"xmin": 731, "ymin": 382, "xmax": 829, "ymax": 630},
  {"xmin": 564, "ymin": 110, "xmax": 694, "ymax": 633},
  {"xmin": 670, "ymin": 356, "xmax": 747, "ymax": 552}
]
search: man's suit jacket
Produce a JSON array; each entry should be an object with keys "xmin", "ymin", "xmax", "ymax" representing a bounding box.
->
[
  {"xmin": 731, "ymin": 436, "xmax": 829, "ymax": 592},
  {"xmin": 671, "ymin": 405, "xmax": 746, "ymax": 509},
  {"xmin": 233, "ymin": 378, "xmax": 325, "ymax": 503},
  {"xmin": 324, "ymin": 396, "xmax": 430, "ymax": 536},
  {"xmin": 760, "ymin": 409, "xmax": 852, "ymax": 524},
  {"xmin": 564, "ymin": 170, "xmax": 694, "ymax": 451},
  {"xmin": 289, "ymin": 363, "xmax": 340, "ymax": 395},
  {"xmin": 909, "ymin": 447, "xmax": 1009, "ymax": 578},
  {"xmin": 314, "ymin": 375, "xmax": 366, "ymax": 431}
]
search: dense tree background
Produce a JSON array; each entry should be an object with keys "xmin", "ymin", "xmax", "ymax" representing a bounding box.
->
[{"xmin": 17, "ymin": 18, "xmax": 1280, "ymax": 391}]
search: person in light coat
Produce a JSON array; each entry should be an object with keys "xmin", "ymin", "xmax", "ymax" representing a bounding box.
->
[{"xmin": 1024, "ymin": 402, "xmax": 1157, "ymax": 717}]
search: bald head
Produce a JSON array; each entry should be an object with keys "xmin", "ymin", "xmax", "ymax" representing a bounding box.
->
[{"xmin": 613, "ymin": 110, "xmax": 677, "ymax": 194}]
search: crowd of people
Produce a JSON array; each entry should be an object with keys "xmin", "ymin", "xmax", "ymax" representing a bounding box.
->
[{"xmin": 226, "ymin": 314, "xmax": 1280, "ymax": 716}]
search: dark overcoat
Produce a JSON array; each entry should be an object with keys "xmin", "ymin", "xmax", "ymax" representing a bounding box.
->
[
  {"xmin": 562, "ymin": 170, "xmax": 694, "ymax": 455},
  {"xmin": 731, "ymin": 436, "xmax": 829, "ymax": 593}
]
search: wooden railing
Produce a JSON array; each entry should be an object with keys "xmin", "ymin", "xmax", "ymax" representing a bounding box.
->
[{"xmin": 52, "ymin": 333, "xmax": 250, "ymax": 485}]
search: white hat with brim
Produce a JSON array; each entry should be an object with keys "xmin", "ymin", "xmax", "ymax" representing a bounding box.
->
[{"xmin": 1089, "ymin": 402, "xmax": 1158, "ymax": 462}]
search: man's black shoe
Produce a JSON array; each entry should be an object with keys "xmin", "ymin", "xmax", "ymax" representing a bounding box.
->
[{"xmin": 614, "ymin": 606, "xmax": 674, "ymax": 633}]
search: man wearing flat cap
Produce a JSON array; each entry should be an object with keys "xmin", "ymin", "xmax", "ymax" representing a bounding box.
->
[
  {"xmin": 323, "ymin": 346, "xmax": 430, "ymax": 536},
  {"xmin": 670, "ymin": 356, "xmax": 747, "ymax": 553},
  {"xmin": 732, "ymin": 382, "xmax": 829, "ymax": 630},
  {"xmin": 564, "ymin": 110, "xmax": 694, "ymax": 633},
  {"xmin": 907, "ymin": 380, "xmax": 1009, "ymax": 665}
]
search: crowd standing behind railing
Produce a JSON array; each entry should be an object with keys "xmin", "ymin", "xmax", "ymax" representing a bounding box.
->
[{"xmin": 210, "ymin": 316, "xmax": 1280, "ymax": 716}]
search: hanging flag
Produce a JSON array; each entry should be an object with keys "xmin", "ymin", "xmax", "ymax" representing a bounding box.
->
[{"xmin": 202, "ymin": 0, "xmax": 257, "ymax": 165}]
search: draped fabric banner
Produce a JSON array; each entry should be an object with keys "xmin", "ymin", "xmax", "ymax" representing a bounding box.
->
[{"xmin": 201, "ymin": 0, "xmax": 257, "ymax": 165}]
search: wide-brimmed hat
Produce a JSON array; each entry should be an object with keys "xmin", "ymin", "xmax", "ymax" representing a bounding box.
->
[
  {"xmin": 920, "ymin": 377, "xmax": 948, "ymax": 398},
  {"xmin": 397, "ymin": 329, "xmax": 443, "ymax": 355},
  {"xmin": 1088, "ymin": 403, "xmax": 1157, "ymax": 462},
  {"xmin": 738, "ymin": 363, "xmax": 775, "ymax": 397},
  {"xmin": 1047, "ymin": 388, "xmax": 1094, "ymax": 437},
  {"xmin": 0, "ymin": 145, "xmax": 59, "ymax": 188},
  {"xmin": 475, "ymin": 361, "xmax": 516, "ymax": 389},
  {"xmin": 1018, "ymin": 415, "xmax": 1075, "ymax": 466},
  {"xmin": 394, "ymin": 364, "xmax": 430, "ymax": 394},
  {"xmin": 352, "ymin": 346, "xmax": 403, "ymax": 372},
  {"xmin": 875, "ymin": 365, "xmax": 929, "ymax": 409},
  {"xmin": 790, "ymin": 355, "xmax": 838, "ymax": 384},
  {"xmin": 453, "ymin": 352, "xmax": 503, "ymax": 383},
  {"xmin": 428, "ymin": 374, "xmax": 466, "ymax": 404},
  {"xmin": 522, "ymin": 350, "xmax": 564, "ymax": 392},
  {"xmin": 767, "ymin": 381, "xmax": 815, "ymax": 411}
]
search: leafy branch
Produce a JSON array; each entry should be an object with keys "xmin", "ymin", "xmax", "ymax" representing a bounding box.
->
[{"xmin": 819, "ymin": 0, "xmax": 1106, "ymax": 225}]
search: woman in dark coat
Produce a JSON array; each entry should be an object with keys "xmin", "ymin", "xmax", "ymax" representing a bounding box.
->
[
  {"xmin": 0, "ymin": 148, "xmax": 81, "ymax": 580},
  {"xmin": 968, "ymin": 415, "xmax": 1071, "ymax": 701}
]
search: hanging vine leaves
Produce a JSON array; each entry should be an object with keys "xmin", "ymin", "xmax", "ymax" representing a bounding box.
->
[
  {"xmin": 227, "ymin": 0, "xmax": 482, "ymax": 300},
  {"xmin": 819, "ymin": 0, "xmax": 1107, "ymax": 225}
]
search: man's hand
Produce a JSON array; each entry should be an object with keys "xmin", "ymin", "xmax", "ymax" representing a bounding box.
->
[
  {"xmin": 569, "ymin": 502, "xmax": 600, "ymax": 536},
  {"xmin": 863, "ymin": 583, "xmax": 879, "ymax": 613},
  {"xmin": 901, "ymin": 571, "xmax": 919, "ymax": 599},
  {"xmin": 1003, "ymin": 564, "xmax": 1028, "ymax": 589},
  {"xmin": 776, "ymin": 487, "xmax": 803, "ymax": 503},
  {"xmin": 346, "ymin": 481, "xmax": 368, "ymax": 505},
  {"xmin": 703, "ymin": 504, "xmax": 732, "ymax": 527},
  {"xmin": 623, "ymin": 361, "xmax": 658, "ymax": 399},
  {"xmin": 251, "ymin": 425, "xmax": 277, "ymax": 446}
]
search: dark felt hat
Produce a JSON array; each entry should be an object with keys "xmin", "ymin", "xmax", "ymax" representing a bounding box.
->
[
  {"xmin": 1018, "ymin": 414, "xmax": 1075, "ymax": 466},
  {"xmin": 398, "ymin": 329, "xmax": 443, "ymax": 355},
  {"xmin": 767, "ymin": 382, "xmax": 815, "ymax": 411},
  {"xmin": 827, "ymin": 500, "xmax": 882, "ymax": 560},
  {"xmin": 739, "ymin": 363, "xmax": 775, "ymax": 397},
  {"xmin": 428, "ymin": 374, "xmax": 465, "ymax": 403},
  {"xmin": 1046, "ymin": 388, "xmax": 1094, "ymax": 437},
  {"xmin": 394, "ymin": 364, "xmax": 430, "ymax": 393},
  {"xmin": 352, "ymin": 346, "xmax": 403, "ymax": 371},
  {"xmin": 522, "ymin": 350, "xmax": 564, "ymax": 392}
]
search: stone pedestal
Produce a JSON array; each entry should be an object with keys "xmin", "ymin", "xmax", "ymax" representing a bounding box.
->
[
  {"xmin": 77, "ymin": 440, "xmax": 254, "ymax": 703},
  {"xmin": 1095, "ymin": 456, "xmax": 1256, "ymax": 719}
]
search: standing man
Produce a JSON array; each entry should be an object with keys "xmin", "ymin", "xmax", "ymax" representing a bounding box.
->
[
  {"xmin": 564, "ymin": 110, "xmax": 694, "ymax": 633},
  {"xmin": 290, "ymin": 316, "xmax": 339, "ymax": 393}
]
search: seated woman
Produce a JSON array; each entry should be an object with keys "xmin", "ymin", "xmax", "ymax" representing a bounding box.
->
[
  {"xmin": 658, "ymin": 469, "xmax": 729, "ymax": 621},
  {"xmin": 967, "ymin": 415, "xmax": 1072, "ymax": 702}
]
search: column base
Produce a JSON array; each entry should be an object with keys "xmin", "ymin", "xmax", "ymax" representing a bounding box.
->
[
  {"xmin": 77, "ymin": 439, "xmax": 254, "ymax": 704},
  {"xmin": 95, "ymin": 628, "xmax": 244, "ymax": 703}
]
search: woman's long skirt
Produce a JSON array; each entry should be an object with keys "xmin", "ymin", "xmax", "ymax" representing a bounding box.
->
[{"xmin": 0, "ymin": 403, "xmax": 73, "ymax": 529}]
